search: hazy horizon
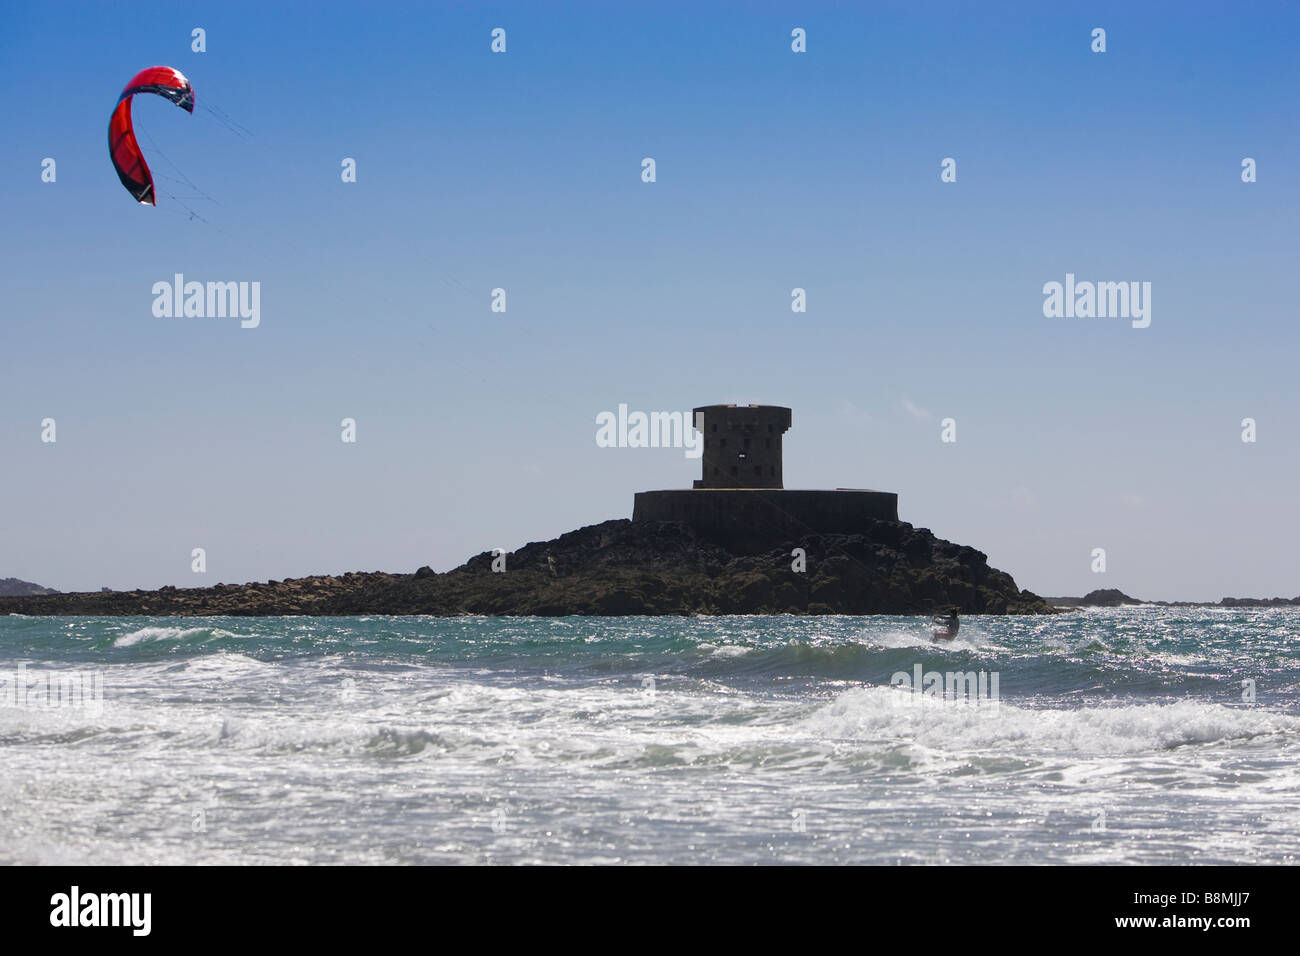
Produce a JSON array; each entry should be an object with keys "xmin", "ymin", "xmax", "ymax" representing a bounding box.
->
[{"xmin": 3, "ymin": 2, "xmax": 1297, "ymax": 602}]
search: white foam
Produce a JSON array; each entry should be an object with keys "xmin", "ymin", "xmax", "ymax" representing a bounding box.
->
[
  {"xmin": 706, "ymin": 644, "xmax": 750, "ymax": 658},
  {"xmin": 862, "ymin": 628, "xmax": 981, "ymax": 650},
  {"xmin": 114, "ymin": 626, "xmax": 209, "ymax": 646},
  {"xmin": 113, "ymin": 625, "xmax": 253, "ymax": 647},
  {"xmin": 802, "ymin": 686, "xmax": 1300, "ymax": 756}
]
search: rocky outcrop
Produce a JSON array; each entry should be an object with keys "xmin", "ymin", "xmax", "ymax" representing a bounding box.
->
[
  {"xmin": 1218, "ymin": 595, "xmax": 1300, "ymax": 607},
  {"xmin": 0, "ymin": 518, "xmax": 1054, "ymax": 617},
  {"xmin": 0, "ymin": 577, "xmax": 58, "ymax": 597},
  {"xmin": 1045, "ymin": 588, "xmax": 1142, "ymax": 607}
]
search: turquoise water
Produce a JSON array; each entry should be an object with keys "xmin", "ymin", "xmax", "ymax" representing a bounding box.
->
[{"xmin": 1, "ymin": 608, "xmax": 1297, "ymax": 864}]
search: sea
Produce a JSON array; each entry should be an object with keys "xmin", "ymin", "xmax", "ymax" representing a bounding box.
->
[{"xmin": 1, "ymin": 608, "xmax": 1296, "ymax": 865}]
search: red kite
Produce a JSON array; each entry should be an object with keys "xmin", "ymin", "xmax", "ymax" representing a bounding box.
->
[{"xmin": 107, "ymin": 66, "xmax": 194, "ymax": 205}]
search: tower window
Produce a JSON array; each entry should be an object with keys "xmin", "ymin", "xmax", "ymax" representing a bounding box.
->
[
  {"xmin": 720, "ymin": 438, "xmax": 727, "ymax": 448},
  {"xmin": 730, "ymin": 466, "xmax": 738, "ymax": 476},
  {"xmin": 744, "ymin": 438, "xmax": 751, "ymax": 449},
  {"xmin": 754, "ymin": 466, "xmax": 761, "ymax": 476}
]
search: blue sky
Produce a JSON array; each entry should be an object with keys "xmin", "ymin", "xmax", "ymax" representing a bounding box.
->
[{"xmin": 2, "ymin": 1, "xmax": 1297, "ymax": 600}]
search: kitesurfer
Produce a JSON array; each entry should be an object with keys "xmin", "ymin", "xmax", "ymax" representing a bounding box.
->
[{"xmin": 932, "ymin": 606, "xmax": 960, "ymax": 641}]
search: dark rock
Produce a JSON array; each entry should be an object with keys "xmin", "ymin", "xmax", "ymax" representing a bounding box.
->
[{"xmin": 1218, "ymin": 595, "xmax": 1300, "ymax": 607}]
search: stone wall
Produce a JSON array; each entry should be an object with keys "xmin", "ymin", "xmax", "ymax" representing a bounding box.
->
[{"xmin": 633, "ymin": 488, "xmax": 900, "ymax": 554}]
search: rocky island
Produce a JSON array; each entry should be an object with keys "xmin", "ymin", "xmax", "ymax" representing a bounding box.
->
[
  {"xmin": 0, "ymin": 404, "xmax": 1054, "ymax": 617},
  {"xmin": 0, "ymin": 516, "xmax": 1051, "ymax": 617}
]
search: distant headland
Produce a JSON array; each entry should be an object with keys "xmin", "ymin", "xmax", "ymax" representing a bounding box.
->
[
  {"xmin": 0, "ymin": 577, "xmax": 59, "ymax": 597},
  {"xmin": 1045, "ymin": 588, "xmax": 1300, "ymax": 609}
]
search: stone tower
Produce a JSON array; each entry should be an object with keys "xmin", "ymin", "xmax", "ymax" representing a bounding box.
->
[
  {"xmin": 634, "ymin": 403, "xmax": 899, "ymax": 553},
  {"xmin": 693, "ymin": 404, "xmax": 792, "ymax": 489}
]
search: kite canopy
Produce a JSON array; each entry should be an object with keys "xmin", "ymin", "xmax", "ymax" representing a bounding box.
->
[{"xmin": 107, "ymin": 66, "xmax": 194, "ymax": 205}]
